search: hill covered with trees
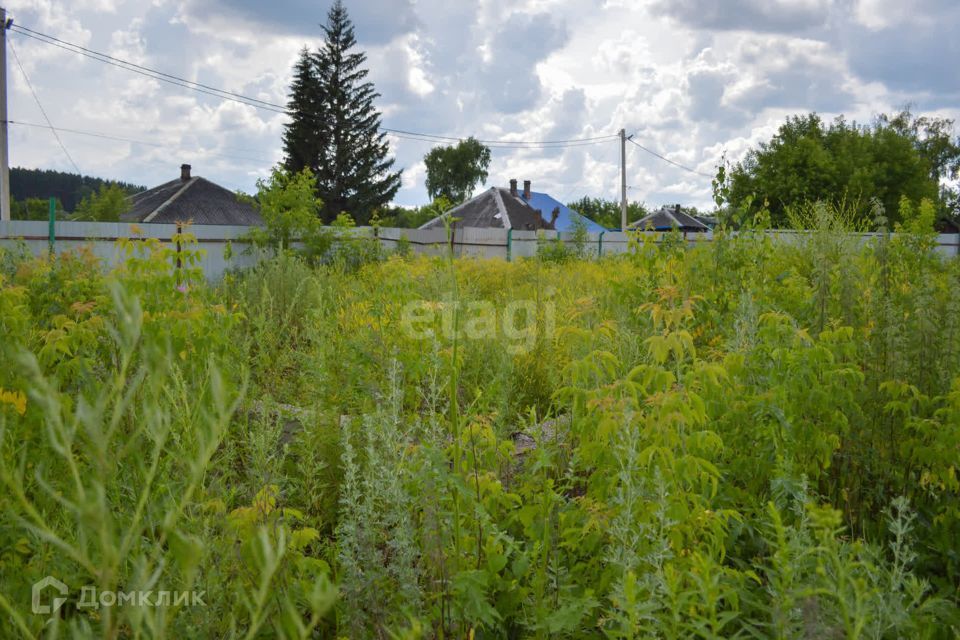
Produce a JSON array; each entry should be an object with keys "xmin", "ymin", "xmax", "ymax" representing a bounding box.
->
[{"xmin": 10, "ymin": 167, "xmax": 144, "ymax": 214}]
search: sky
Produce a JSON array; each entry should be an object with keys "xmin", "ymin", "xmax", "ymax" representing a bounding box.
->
[{"xmin": 5, "ymin": 0, "xmax": 959, "ymax": 210}]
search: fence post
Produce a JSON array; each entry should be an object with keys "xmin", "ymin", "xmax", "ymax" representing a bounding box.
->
[
  {"xmin": 175, "ymin": 222, "xmax": 183, "ymax": 286},
  {"xmin": 176, "ymin": 223, "xmax": 183, "ymax": 268},
  {"xmin": 507, "ymin": 228, "xmax": 512, "ymax": 262},
  {"xmin": 47, "ymin": 197, "xmax": 55, "ymax": 256}
]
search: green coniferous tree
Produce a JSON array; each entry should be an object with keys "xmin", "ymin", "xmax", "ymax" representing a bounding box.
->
[
  {"xmin": 282, "ymin": 48, "xmax": 326, "ymax": 177},
  {"xmin": 316, "ymin": 0, "xmax": 401, "ymax": 223},
  {"xmin": 282, "ymin": 1, "xmax": 402, "ymax": 224}
]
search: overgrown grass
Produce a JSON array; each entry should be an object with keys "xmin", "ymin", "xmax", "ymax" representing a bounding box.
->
[{"xmin": 1, "ymin": 199, "xmax": 959, "ymax": 638}]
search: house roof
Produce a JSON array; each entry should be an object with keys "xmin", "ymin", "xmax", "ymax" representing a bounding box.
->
[
  {"xmin": 419, "ymin": 185, "xmax": 605, "ymax": 232},
  {"xmin": 629, "ymin": 205, "xmax": 709, "ymax": 232},
  {"xmin": 121, "ymin": 174, "xmax": 262, "ymax": 226},
  {"xmin": 419, "ymin": 187, "xmax": 556, "ymax": 231},
  {"xmin": 521, "ymin": 191, "xmax": 606, "ymax": 233}
]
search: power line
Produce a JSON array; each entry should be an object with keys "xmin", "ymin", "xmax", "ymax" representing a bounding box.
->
[
  {"xmin": 10, "ymin": 28, "xmax": 288, "ymax": 115},
  {"xmin": 11, "ymin": 23, "xmax": 618, "ymax": 148},
  {"xmin": 5, "ymin": 116, "xmax": 607, "ymax": 181},
  {"xmin": 382, "ymin": 126, "xmax": 616, "ymax": 147},
  {"xmin": 557, "ymin": 140, "xmax": 623, "ymax": 205},
  {"xmin": 8, "ymin": 39, "xmax": 81, "ymax": 174},
  {"xmin": 11, "ymin": 24, "xmax": 288, "ymax": 111},
  {"xmin": 628, "ymin": 136, "xmax": 712, "ymax": 178},
  {"xmin": 385, "ymin": 129, "xmax": 616, "ymax": 149},
  {"xmin": 7, "ymin": 120, "xmax": 275, "ymax": 165}
]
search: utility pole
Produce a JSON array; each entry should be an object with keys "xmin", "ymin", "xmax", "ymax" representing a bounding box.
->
[
  {"xmin": 619, "ymin": 128, "xmax": 627, "ymax": 231},
  {"xmin": 0, "ymin": 8, "xmax": 9, "ymax": 222}
]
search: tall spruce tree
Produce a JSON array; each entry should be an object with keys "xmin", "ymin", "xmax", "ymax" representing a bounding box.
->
[
  {"xmin": 282, "ymin": 48, "xmax": 325, "ymax": 177},
  {"xmin": 281, "ymin": 1, "xmax": 401, "ymax": 223}
]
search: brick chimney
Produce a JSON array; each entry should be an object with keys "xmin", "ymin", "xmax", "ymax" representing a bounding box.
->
[
  {"xmin": 181, "ymin": 164, "xmax": 192, "ymax": 181},
  {"xmin": 523, "ymin": 180, "xmax": 531, "ymax": 199},
  {"xmin": 509, "ymin": 179, "xmax": 518, "ymax": 196},
  {"xmin": 675, "ymin": 203, "xmax": 682, "ymax": 214}
]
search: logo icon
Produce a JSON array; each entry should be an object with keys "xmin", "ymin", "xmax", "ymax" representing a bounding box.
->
[{"xmin": 32, "ymin": 576, "xmax": 68, "ymax": 615}]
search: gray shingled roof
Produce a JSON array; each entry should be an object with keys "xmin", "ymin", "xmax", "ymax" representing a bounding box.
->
[
  {"xmin": 629, "ymin": 205, "xmax": 709, "ymax": 232},
  {"xmin": 121, "ymin": 176, "xmax": 262, "ymax": 226},
  {"xmin": 419, "ymin": 187, "xmax": 555, "ymax": 231}
]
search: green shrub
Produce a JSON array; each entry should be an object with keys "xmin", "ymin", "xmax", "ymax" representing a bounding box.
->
[{"xmin": 3, "ymin": 198, "xmax": 960, "ymax": 637}]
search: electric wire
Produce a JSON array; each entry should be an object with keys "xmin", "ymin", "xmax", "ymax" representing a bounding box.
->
[
  {"xmin": 386, "ymin": 130, "xmax": 615, "ymax": 148},
  {"xmin": 11, "ymin": 28, "xmax": 289, "ymax": 114},
  {"xmin": 7, "ymin": 120, "xmax": 275, "ymax": 165},
  {"xmin": 8, "ymin": 38, "xmax": 82, "ymax": 173},
  {"xmin": 11, "ymin": 24, "xmax": 618, "ymax": 148},
  {"xmin": 9, "ymin": 21, "xmax": 721, "ymax": 186},
  {"xmin": 557, "ymin": 140, "xmax": 622, "ymax": 205},
  {"xmin": 381, "ymin": 126, "xmax": 616, "ymax": 146},
  {"xmin": 11, "ymin": 24, "xmax": 290, "ymax": 111},
  {"xmin": 628, "ymin": 136, "xmax": 711, "ymax": 178}
]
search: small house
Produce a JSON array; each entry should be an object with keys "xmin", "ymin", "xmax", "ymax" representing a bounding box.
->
[
  {"xmin": 121, "ymin": 164, "xmax": 262, "ymax": 226},
  {"xmin": 629, "ymin": 204, "xmax": 709, "ymax": 233},
  {"xmin": 420, "ymin": 179, "xmax": 604, "ymax": 232}
]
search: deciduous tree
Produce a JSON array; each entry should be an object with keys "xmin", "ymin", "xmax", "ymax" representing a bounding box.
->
[
  {"xmin": 423, "ymin": 138, "xmax": 491, "ymax": 204},
  {"xmin": 72, "ymin": 184, "xmax": 129, "ymax": 222},
  {"xmin": 728, "ymin": 111, "xmax": 958, "ymax": 226},
  {"xmin": 565, "ymin": 196, "xmax": 648, "ymax": 229}
]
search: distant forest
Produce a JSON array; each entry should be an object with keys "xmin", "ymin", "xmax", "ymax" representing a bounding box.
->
[{"xmin": 11, "ymin": 167, "xmax": 144, "ymax": 213}]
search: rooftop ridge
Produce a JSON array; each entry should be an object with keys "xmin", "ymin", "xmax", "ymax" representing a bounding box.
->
[
  {"xmin": 491, "ymin": 186, "xmax": 513, "ymax": 229},
  {"xmin": 142, "ymin": 177, "xmax": 199, "ymax": 223}
]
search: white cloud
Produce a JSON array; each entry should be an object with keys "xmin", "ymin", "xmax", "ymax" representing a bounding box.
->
[
  {"xmin": 109, "ymin": 18, "xmax": 147, "ymax": 64},
  {"xmin": 402, "ymin": 161, "xmax": 426, "ymax": 190},
  {"xmin": 649, "ymin": 0, "xmax": 833, "ymax": 33},
  {"xmin": 4, "ymin": 0, "xmax": 959, "ymax": 211}
]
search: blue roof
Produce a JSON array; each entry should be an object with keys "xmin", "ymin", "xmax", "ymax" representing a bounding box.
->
[{"xmin": 522, "ymin": 191, "xmax": 606, "ymax": 233}]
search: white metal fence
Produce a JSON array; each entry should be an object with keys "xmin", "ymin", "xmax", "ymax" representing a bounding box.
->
[{"xmin": 1, "ymin": 220, "xmax": 958, "ymax": 281}]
